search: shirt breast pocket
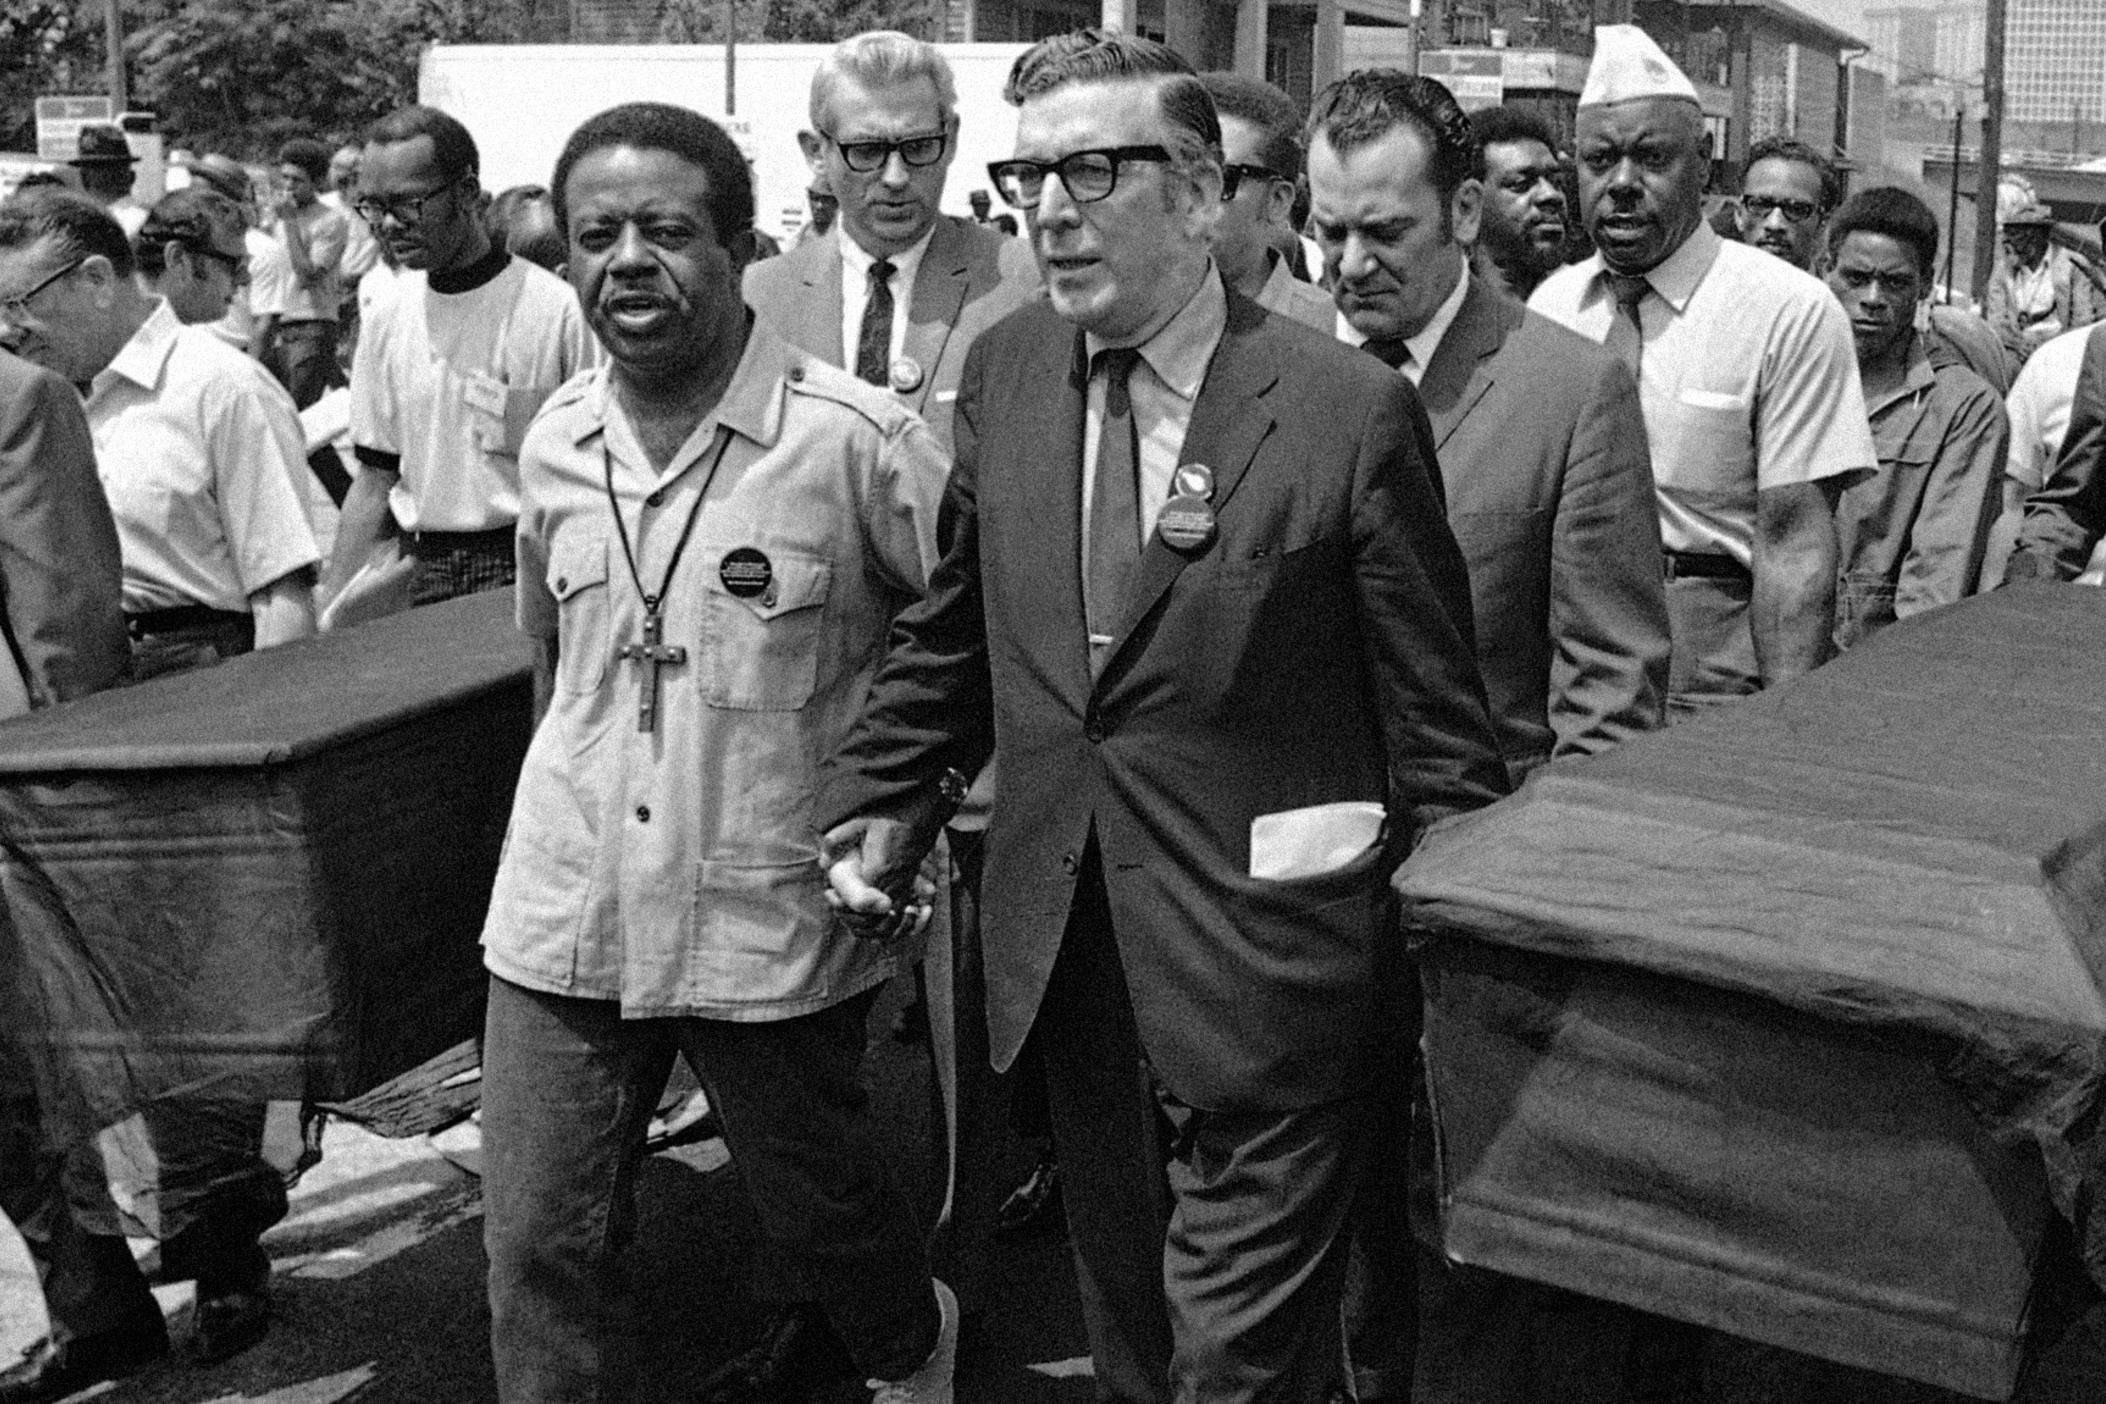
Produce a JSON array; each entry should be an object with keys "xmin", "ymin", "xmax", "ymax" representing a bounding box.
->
[
  {"xmin": 703, "ymin": 549, "xmax": 833, "ymax": 711},
  {"xmin": 1668, "ymin": 388, "xmax": 1755, "ymax": 494},
  {"xmin": 549, "ymin": 533, "xmax": 612, "ymax": 696}
]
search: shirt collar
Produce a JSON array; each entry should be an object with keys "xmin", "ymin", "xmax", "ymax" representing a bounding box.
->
[
  {"xmin": 839, "ymin": 223, "xmax": 936, "ymax": 294},
  {"xmin": 1085, "ymin": 262, "xmax": 1228, "ymax": 402},
  {"xmin": 578, "ymin": 314, "xmax": 795, "ymax": 455},
  {"xmin": 1582, "ymin": 219, "xmax": 1722, "ymax": 316},
  {"xmin": 1403, "ymin": 258, "xmax": 1472, "ymax": 370},
  {"xmin": 97, "ymin": 299, "xmax": 180, "ymax": 396},
  {"xmin": 1864, "ymin": 335, "xmax": 1939, "ymax": 418}
]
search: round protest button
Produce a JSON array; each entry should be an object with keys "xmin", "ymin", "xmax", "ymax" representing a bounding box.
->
[
  {"xmin": 889, "ymin": 356, "xmax": 925, "ymax": 394},
  {"xmin": 1156, "ymin": 495, "xmax": 1217, "ymax": 552},
  {"xmin": 1173, "ymin": 463, "xmax": 1216, "ymax": 501},
  {"xmin": 719, "ymin": 547, "xmax": 774, "ymax": 598}
]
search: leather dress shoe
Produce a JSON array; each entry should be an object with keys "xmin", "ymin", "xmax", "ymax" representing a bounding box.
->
[
  {"xmin": 995, "ymin": 1151, "xmax": 1063, "ymax": 1237},
  {"xmin": 191, "ymin": 1245, "xmax": 272, "ymax": 1363},
  {"xmin": 694, "ymin": 1304, "xmax": 856, "ymax": 1404},
  {"xmin": 0, "ymin": 1317, "xmax": 168, "ymax": 1402}
]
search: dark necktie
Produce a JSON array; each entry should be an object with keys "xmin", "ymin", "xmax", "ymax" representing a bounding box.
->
[
  {"xmin": 1086, "ymin": 347, "xmax": 1143, "ymax": 678},
  {"xmin": 1604, "ymin": 272, "xmax": 1650, "ymax": 377},
  {"xmin": 1362, "ymin": 336, "xmax": 1412, "ymax": 372},
  {"xmin": 855, "ymin": 259, "xmax": 896, "ymax": 385}
]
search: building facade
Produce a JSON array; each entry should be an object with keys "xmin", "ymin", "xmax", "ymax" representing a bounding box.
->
[{"xmin": 2004, "ymin": 0, "xmax": 2106, "ymax": 129}]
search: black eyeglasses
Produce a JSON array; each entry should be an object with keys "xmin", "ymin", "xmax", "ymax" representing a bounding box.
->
[
  {"xmin": 0, "ymin": 258, "xmax": 83, "ymax": 320},
  {"xmin": 189, "ymin": 244, "xmax": 250, "ymax": 285},
  {"xmin": 988, "ymin": 146, "xmax": 1175, "ymax": 210},
  {"xmin": 1221, "ymin": 163, "xmax": 1283, "ymax": 200},
  {"xmin": 352, "ymin": 180, "xmax": 460, "ymax": 228},
  {"xmin": 1740, "ymin": 195, "xmax": 1821, "ymax": 225},
  {"xmin": 827, "ymin": 131, "xmax": 950, "ymax": 174}
]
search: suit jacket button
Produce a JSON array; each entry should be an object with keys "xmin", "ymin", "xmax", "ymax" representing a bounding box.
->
[
  {"xmin": 1084, "ymin": 719, "xmax": 1106, "ymax": 743},
  {"xmin": 1061, "ymin": 851, "xmax": 1079, "ymax": 875}
]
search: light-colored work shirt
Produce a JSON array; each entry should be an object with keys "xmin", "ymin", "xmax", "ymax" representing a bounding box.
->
[
  {"xmin": 1080, "ymin": 263, "xmax": 1228, "ymax": 563},
  {"xmin": 272, "ymin": 200, "xmax": 347, "ymax": 323},
  {"xmin": 85, "ymin": 301, "xmax": 319, "ymax": 614},
  {"xmin": 1254, "ymin": 253, "xmax": 1336, "ymax": 334},
  {"xmin": 1833, "ymin": 343, "xmax": 2007, "ymax": 648},
  {"xmin": 322, "ymin": 190, "xmax": 382, "ymax": 284},
  {"xmin": 481, "ymin": 322, "xmax": 948, "ymax": 1019},
  {"xmin": 350, "ymin": 255, "xmax": 596, "ymax": 533},
  {"xmin": 1991, "ymin": 321, "xmax": 2106, "ymax": 585},
  {"xmin": 1531, "ymin": 222, "xmax": 1876, "ymax": 563},
  {"xmin": 837, "ymin": 225, "xmax": 932, "ymax": 373}
]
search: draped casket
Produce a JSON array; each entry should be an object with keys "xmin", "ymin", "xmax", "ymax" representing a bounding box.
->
[
  {"xmin": 1395, "ymin": 583, "xmax": 2106, "ymax": 1400},
  {"xmin": 0, "ymin": 591, "xmax": 534, "ymax": 1150}
]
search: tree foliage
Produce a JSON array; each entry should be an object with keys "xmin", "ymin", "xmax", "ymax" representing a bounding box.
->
[{"xmin": 5, "ymin": 0, "xmax": 941, "ymax": 160}]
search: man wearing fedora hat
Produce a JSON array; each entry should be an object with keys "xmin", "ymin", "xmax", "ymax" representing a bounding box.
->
[
  {"xmin": 67, "ymin": 126, "xmax": 145, "ymax": 240},
  {"xmin": 1984, "ymin": 202, "xmax": 2105, "ymax": 367}
]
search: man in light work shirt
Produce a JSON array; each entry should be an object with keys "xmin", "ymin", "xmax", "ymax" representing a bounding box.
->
[
  {"xmin": 478, "ymin": 103, "xmax": 956, "ymax": 1404},
  {"xmin": 1531, "ymin": 25, "xmax": 1875, "ymax": 716},
  {"xmin": 744, "ymin": 29, "xmax": 1039, "ymax": 454},
  {"xmin": 262, "ymin": 138, "xmax": 348, "ymax": 410},
  {"xmin": 329, "ymin": 105, "xmax": 595, "ymax": 607},
  {"xmin": 1197, "ymin": 72, "xmax": 1333, "ymax": 332}
]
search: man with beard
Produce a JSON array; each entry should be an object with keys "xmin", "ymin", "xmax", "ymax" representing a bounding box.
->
[
  {"xmin": 1531, "ymin": 25, "xmax": 1874, "ymax": 718},
  {"xmin": 326, "ymin": 105, "xmax": 596, "ymax": 607},
  {"xmin": 478, "ymin": 100, "xmax": 955, "ymax": 1404},
  {"xmin": 1468, "ymin": 105, "xmax": 1569, "ymax": 301}
]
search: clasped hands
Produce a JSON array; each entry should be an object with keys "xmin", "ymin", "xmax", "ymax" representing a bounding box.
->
[{"xmin": 822, "ymin": 816, "xmax": 936, "ymax": 942}]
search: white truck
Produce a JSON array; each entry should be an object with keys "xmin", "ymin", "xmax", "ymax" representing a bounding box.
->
[{"xmin": 419, "ymin": 42, "xmax": 1034, "ymax": 246}]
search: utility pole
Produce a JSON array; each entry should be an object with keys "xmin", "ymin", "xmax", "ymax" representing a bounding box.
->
[
  {"xmin": 724, "ymin": 0, "xmax": 736, "ymax": 114},
  {"xmin": 1969, "ymin": 0, "xmax": 2007, "ymax": 307},
  {"xmin": 103, "ymin": 0, "xmax": 127, "ymax": 111},
  {"xmin": 1944, "ymin": 101, "xmax": 1963, "ymax": 301}
]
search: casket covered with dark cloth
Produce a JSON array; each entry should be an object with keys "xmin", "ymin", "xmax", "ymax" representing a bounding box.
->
[
  {"xmin": 0, "ymin": 590, "xmax": 534, "ymax": 1148},
  {"xmin": 1394, "ymin": 583, "xmax": 2106, "ymax": 1400}
]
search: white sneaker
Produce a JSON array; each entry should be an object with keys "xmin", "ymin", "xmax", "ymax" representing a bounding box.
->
[{"xmin": 867, "ymin": 1278, "xmax": 957, "ymax": 1404}]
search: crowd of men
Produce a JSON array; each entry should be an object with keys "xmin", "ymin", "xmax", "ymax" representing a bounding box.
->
[{"xmin": 2, "ymin": 14, "xmax": 2105, "ymax": 1404}]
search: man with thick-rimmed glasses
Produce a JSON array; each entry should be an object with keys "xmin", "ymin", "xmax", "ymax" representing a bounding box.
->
[
  {"xmin": 745, "ymin": 29, "xmax": 1039, "ymax": 457},
  {"xmin": 823, "ymin": 29, "xmax": 1506, "ymax": 1403},
  {"xmin": 323, "ymin": 104, "xmax": 595, "ymax": 610}
]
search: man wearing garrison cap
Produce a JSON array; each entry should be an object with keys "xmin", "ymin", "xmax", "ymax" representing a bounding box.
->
[{"xmin": 1530, "ymin": 25, "xmax": 1875, "ymax": 718}]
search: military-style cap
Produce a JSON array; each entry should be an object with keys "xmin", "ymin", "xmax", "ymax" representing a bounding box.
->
[
  {"xmin": 69, "ymin": 124, "xmax": 136, "ymax": 167},
  {"xmin": 1580, "ymin": 25, "xmax": 1700, "ymax": 108}
]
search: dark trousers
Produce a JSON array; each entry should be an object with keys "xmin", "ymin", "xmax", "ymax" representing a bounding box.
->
[
  {"xmin": 0, "ymin": 1036, "xmax": 158, "ymax": 1346},
  {"xmin": 1664, "ymin": 574, "xmax": 1759, "ymax": 721},
  {"xmin": 263, "ymin": 319, "xmax": 340, "ymax": 411},
  {"xmin": 409, "ymin": 528, "xmax": 517, "ymax": 607},
  {"xmin": 1038, "ymin": 850, "xmax": 1364, "ymax": 1404},
  {"xmin": 480, "ymin": 976, "xmax": 939, "ymax": 1404}
]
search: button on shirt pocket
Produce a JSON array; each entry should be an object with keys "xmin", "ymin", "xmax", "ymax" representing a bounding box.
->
[
  {"xmin": 704, "ymin": 550, "xmax": 833, "ymax": 711},
  {"xmin": 550, "ymin": 534, "xmax": 613, "ymax": 696}
]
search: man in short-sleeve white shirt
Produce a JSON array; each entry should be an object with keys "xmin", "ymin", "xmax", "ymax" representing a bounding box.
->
[
  {"xmin": 330, "ymin": 105, "xmax": 596, "ymax": 608},
  {"xmin": 1530, "ymin": 25, "xmax": 1875, "ymax": 715}
]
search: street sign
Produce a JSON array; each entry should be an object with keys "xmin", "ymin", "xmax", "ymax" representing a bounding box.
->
[
  {"xmin": 1419, "ymin": 51, "xmax": 1505, "ymax": 110},
  {"xmin": 34, "ymin": 95, "xmax": 115, "ymax": 161}
]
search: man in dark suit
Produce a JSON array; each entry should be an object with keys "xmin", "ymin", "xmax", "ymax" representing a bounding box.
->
[
  {"xmin": 819, "ymin": 31, "xmax": 1509, "ymax": 1404},
  {"xmin": 1304, "ymin": 71, "xmax": 1668, "ymax": 1404},
  {"xmin": 0, "ymin": 348, "xmax": 146, "ymax": 1403},
  {"xmin": 744, "ymin": 29, "xmax": 1040, "ymax": 453}
]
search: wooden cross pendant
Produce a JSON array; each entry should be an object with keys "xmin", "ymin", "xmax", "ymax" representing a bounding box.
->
[{"xmin": 617, "ymin": 606, "xmax": 687, "ymax": 733}]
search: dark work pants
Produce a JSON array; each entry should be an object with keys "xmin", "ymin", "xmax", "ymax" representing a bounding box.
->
[
  {"xmin": 0, "ymin": 1034, "xmax": 158, "ymax": 1347},
  {"xmin": 480, "ymin": 976, "xmax": 939, "ymax": 1404},
  {"xmin": 1037, "ymin": 849, "xmax": 1363, "ymax": 1404},
  {"xmin": 263, "ymin": 319, "xmax": 340, "ymax": 411},
  {"xmin": 1664, "ymin": 574, "xmax": 1759, "ymax": 722}
]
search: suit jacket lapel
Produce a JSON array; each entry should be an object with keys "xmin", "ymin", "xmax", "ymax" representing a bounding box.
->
[
  {"xmin": 1416, "ymin": 277, "xmax": 1506, "ymax": 450},
  {"xmin": 1005, "ymin": 322, "xmax": 1094, "ymax": 706},
  {"xmin": 799, "ymin": 232, "xmax": 847, "ymax": 369},
  {"xmin": 902, "ymin": 220, "xmax": 968, "ymax": 416},
  {"xmin": 1104, "ymin": 295, "xmax": 1277, "ymax": 671}
]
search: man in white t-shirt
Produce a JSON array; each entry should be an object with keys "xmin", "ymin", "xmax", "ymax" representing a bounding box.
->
[{"xmin": 327, "ymin": 105, "xmax": 596, "ymax": 607}]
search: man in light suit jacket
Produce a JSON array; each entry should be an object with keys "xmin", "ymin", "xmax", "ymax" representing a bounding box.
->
[
  {"xmin": 1305, "ymin": 70, "xmax": 1667, "ymax": 1404},
  {"xmin": 820, "ymin": 33, "xmax": 1509, "ymax": 1404},
  {"xmin": 743, "ymin": 30, "xmax": 1040, "ymax": 455}
]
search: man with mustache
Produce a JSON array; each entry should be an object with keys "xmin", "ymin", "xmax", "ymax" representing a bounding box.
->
[
  {"xmin": 1531, "ymin": 25, "xmax": 1875, "ymax": 718},
  {"xmin": 477, "ymin": 101, "xmax": 957, "ymax": 1404},
  {"xmin": 1469, "ymin": 105, "xmax": 1571, "ymax": 302},
  {"xmin": 325, "ymin": 105, "xmax": 596, "ymax": 609}
]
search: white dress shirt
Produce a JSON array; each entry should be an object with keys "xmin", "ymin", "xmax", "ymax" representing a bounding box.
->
[{"xmin": 837, "ymin": 226, "xmax": 934, "ymax": 374}]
